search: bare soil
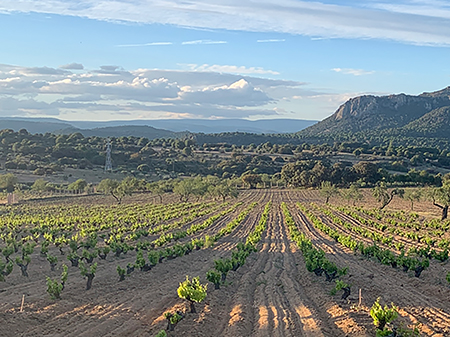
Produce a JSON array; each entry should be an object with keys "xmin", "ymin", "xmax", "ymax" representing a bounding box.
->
[{"xmin": 1, "ymin": 189, "xmax": 449, "ymax": 336}]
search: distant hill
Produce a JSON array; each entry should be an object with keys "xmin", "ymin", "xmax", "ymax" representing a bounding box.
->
[
  {"xmin": 0, "ymin": 118, "xmax": 73, "ymax": 134},
  {"xmin": 58, "ymin": 125, "xmax": 178, "ymax": 139},
  {"xmin": 402, "ymin": 106, "xmax": 450, "ymax": 138},
  {"xmin": 298, "ymin": 87, "xmax": 450, "ymax": 138},
  {"xmin": 0, "ymin": 117, "xmax": 317, "ymax": 135}
]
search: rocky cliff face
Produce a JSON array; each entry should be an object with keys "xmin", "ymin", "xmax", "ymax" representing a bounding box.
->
[
  {"xmin": 299, "ymin": 87, "xmax": 450, "ymax": 137},
  {"xmin": 334, "ymin": 92, "xmax": 450, "ymax": 121}
]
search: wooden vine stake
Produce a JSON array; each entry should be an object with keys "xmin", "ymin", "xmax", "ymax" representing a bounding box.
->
[
  {"xmin": 358, "ymin": 289, "xmax": 362, "ymax": 308},
  {"xmin": 20, "ymin": 295, "xmax": 25, "ymax": 312}
]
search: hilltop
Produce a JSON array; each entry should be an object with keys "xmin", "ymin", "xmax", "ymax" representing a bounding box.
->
[{"xmin": 298, "ymin": 87, "xmax": 450, "ymax": 139}]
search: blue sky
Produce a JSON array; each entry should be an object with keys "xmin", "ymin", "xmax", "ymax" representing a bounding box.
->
[{"xmin": 0, "ymin": 0, "xmax": 450, "ymax": 121}]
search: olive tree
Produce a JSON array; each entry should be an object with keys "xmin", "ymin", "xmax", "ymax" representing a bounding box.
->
[
  {"xmin": 402, "ymin": 189, "xmax": 422, "ymax": 211},
  {"xmin": 319, "ymin": 181, "xmax": 339, "ymax": 204},
  {"xmin": 343, "ymin": 183, "xmax": 364, "ymax": 206},
  {"xmin": 426, "ymin": 183, "xmax": 450, "ymax": 220},
  {"xmin": 0, "ymin": 173, "xmax": 18, "ymax": 193},
  {"xmin": 97, "ymin": 177, "xmax": 137, "ymax": 204},
  {"xmin": 372, "ymin": 183, "xmax": 404, "ymax": 210}
]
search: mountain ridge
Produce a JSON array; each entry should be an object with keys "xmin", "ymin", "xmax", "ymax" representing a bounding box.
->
[
  {"xmin": 0, "ymin": 117, "xmax": 317, "ymax": 135},
  {"xmin": 298, "ymin": 86, "xmax": 450, "ymax": 138}
]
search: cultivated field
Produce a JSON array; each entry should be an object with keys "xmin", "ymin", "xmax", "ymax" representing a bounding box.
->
[{"xmin": 0, "ymin": 190, "xmax": 449, "ymax": 337}]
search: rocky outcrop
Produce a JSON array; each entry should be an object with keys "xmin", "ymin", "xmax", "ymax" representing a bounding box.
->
[{"xmin": 299, "ymin": 87, "xmax": 450, "ymax": 137}]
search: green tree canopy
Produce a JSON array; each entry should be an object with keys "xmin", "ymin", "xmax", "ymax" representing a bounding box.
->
[{"xmin": 0, "ymin": 174, "xmax": 18, "ymax": 193}]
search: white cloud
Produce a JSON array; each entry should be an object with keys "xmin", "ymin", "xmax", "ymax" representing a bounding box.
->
[
  {"xmin": 181, "ymin": 40, "xmax": 227, "ymax": 45},
  {"xmin": 370, "ymin": 1, "xmax": 450, "ymax": 20},
  {"xmin": 180, "ymin": 79, "xmax": 273, "ymax": 107},
  {"xmin": 0, "ymin": 63, "xmax": 312, "ymax": 119},
  {"xmin": 59, "ymin": 63, "xmax": 84, "ymax": 70},
  {"xmin": 1, "ymin": 1, "xmax": 450, "ymax": 46},
  {"xmin": 185, "ymin": 64, "xmax": 279, "ymax": 75},
  {"xmin": 332, "ymin": 68, "xmax": 375, "ymax": 76}
]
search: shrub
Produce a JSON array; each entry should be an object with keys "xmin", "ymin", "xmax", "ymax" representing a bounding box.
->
[
  {"xmin": 117, "ymin": 266, "xmax": 126, "ymax": 282},
  {"xmin": 164, "ymin": 311, "xmax": 183, "ymax": 331},
  {"xmin": 46, "ymin": 254, "xmax": 58, "ymax": 271},
  {"xmin": 370, "ymin": 297, "xmax": 398, "ymax": 332},
  {"xmin": 177, "ymin": 276, "xmax": 207, "ymax": 313},
  {"xmin": 148, "ymin": 251, "xmax": 159, "ymax": 266},
  {"xmin": 98, "ymin": 246, "xmax": 110, "ymax": 260},
  {"xmin": 206, "ymin": 270, "xmax": 221, "ymax": 290},
  {"xmin": 155, "ymin": 330, "xmax": 167, "ymax": 337},
  {"xmin": 214, "ymin": 259, "xmax": 232, "ymax": 282},
  {"xmin": 81, "ymin": 249, "xmax": 97, "ymax": 263},
  {"xmin": 46, "ymin": 277, "xmax": 63, "ymax": 300},
  {"xmin": 46, "ymin": 264, "xmax": 68, "ymax": 299},
  {"xmin": 80, "ymin": 262, "xmax": 97, "ymax": 290},
  {"xmin": 15, "ymin": 255, "xmax": 31, "ymax": 277},
  {"xmin": 67, "ymin": 252, "xmax": 80, "ymax": 267},
  {"xmin": 0, "ymin": 261, "xmax": 14, "ymax": 282},
  {"xmin": 330, "ymin": 280, "xmax": 351, "ymax": 300}
]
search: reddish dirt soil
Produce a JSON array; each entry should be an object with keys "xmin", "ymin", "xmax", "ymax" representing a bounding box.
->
[{"xmin": 1, "ymin": 190, "xmax": 449, "ymax": 337}]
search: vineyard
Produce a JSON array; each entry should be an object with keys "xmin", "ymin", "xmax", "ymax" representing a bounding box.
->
[{"xmin": 1, "ymin": 190, "xmax": 450, "ymax": 337}]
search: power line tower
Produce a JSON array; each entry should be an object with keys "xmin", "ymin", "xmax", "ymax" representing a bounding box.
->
[{"xmin": 105, "ymin": 138, "xmax": 113, "ymax": 172}]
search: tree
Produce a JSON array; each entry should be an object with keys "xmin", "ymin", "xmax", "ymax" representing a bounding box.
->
[
  {"xmin": 319, "ymin": 181, "xmax": 339, "ymax": 204},
  {"xmin": 31, "ymin": 179, "xmax": 50, "ymax": 194},
  {"xmin": 173, "ymin": 179, "xmax": 196, "ymax": 202},
  {"xmin": 97, "ymin": 179, "xmax": 120, "ymax": 200},
  {"xmin": 352, "ymin": 161, "xmax": 380, "ymax": 184},
  {"xmin": 97, "ymin": 177, "xmax": 137, "ymax": 204},
  {"xmin": 402, "ymin": 189, "xmax": 422, "ymax": 211},
  {"xmin": 344, "ymin": 183, "xmax": 364, "ymax": 206},
  {"xmin": 426, "ymin": 183, "xmax": 450, "ymax": 220},
  {"xmin": 177, "ymin": 276, "xmax": 207, "ymax": 313},
  {"xmin": 372, "ymin": 183, "xmax": 404, "ymax": 210},
  {"xmin": 190, "ymin": 177, "xmax": 209, "ymax": 201},
  {"xmin": 147, "ymin": 181, "xmax": 165, "ymax": 203},
  {"xmin": 209, "ymin": 180, "xmax": 239, "ymax": 202},
  {"xmin": 0, "ymin": 174, "xmax": 18, "ymax": 193},
  {"xmin": 261, "ymin": 174, "xmax": 271, "ymax": 188},
  {"xmin": 241, "ymin": 173, "xmax": 262, "ymax": 189},
  {"xmin": 68, "ymin": 179, "xmax": 88, "ymax": 192}
]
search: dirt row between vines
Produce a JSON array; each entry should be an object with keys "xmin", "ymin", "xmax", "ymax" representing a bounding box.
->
[
  {"xmin": 0, "ymin": 191, "xmax": 266, "ymax": 337},
  {"xmin": 283, "ymin": 190, "xmax": 450, "ymax": 336},
  {"xmin": 0, "ymin": 195, "xmax": 247, "ymax": 309},
  {"xmin": 2, "ymin": 189, "xmax": 449, "ymax": 336},
  {"xmin": 316, "ymin": 205, "xmax": 450, "ymax": 286},
  {"xmin": 166, "ymin": 190, "xmax": 370, "ymax": 337}
]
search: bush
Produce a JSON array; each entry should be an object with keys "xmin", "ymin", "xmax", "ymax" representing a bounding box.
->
[
  {"xmin": 177, "ymin": 276, "xmax": 207, "ymax": 313},
  {"xmin": 330, "ymin": 280, "xmax": 351, "ymax": 300},
  {"xmin": 155, "ymin": 330, "xmax": 167, "ymax": 337},
  {"xmin": 46, "ymin": 264, "xmax": 68, "ymax": 299},
  {"xmin": 164, "ymin": 311, "xmax": 183, "ymax": 331},
  {"xmin": 46, "ymin": 277, "xmax": 63, "ymax": 300},
  {"xmin": 117, "ymin": 266, "xmax": 126, "ymax": 282},
  {"xmin": 46, "ymin": 254, "xmax": 58, "ymax": 271},
  {"xmin": 206, "ymin": 270, "xmax": 221, "ymax": 290},
  {"xmin": 80, "ymin": 262, "xmax": 97, "ymax": 290},
  {"xmin": 0, "ymin": 261, "xmax": 13, "ymax": 282},
  {"xmin": 370, "ymin": 297, "xmax": 398, "ymax": 332}
]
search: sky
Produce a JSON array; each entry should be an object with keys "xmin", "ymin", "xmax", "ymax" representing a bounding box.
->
[{"xmin": 0, "ymin": 0, "xmax": 450, "ymax": 122}]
